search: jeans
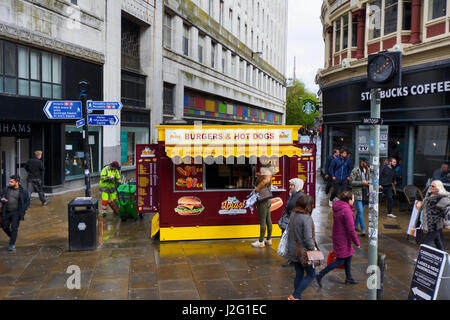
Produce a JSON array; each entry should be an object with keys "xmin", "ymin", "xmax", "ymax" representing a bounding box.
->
[
  {"xmin": 318, "ymin": 255, "xmax": 353, "ymax": 280},
  {"xmin": 292, "ymin": 262, "xmax": 316, "ymax": 299},
  {"xmin": 423, "ymin": 229, "xmax": 445, "ymax": 251},
  {"xmin": 330, "ymin": 180, "xmax": 349, "ymax": 201},
  {"xmin": 257, "ymin": 198, "xmax": 272, "ymax": 242},
  {"xmin": 27, "ymin": 178, "xmax": 47, "ymax": 204},
  {"xmin": 2, "ymin": 210, "xmax": 20, "ymax": 247},
  {"xmin": 381, "ymin": 185, "xmax": 393, "ymax": 215},
  {"xmin": 354, "ymin": 200, "xmax": 366, "ymax": 232}
]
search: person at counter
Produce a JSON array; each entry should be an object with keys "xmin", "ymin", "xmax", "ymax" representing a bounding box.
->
[
  {"xmin": 433, "ymin": 163, "xmax": 450, "ymax": 183},
  {"xmin": 252, "ymin": 166, "xmax": 274, "ymax": 248}
]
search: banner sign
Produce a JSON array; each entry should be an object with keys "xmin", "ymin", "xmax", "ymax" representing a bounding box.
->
[
  {"xmin": 136, "ymin": 145, "xmax": 158, "ymax": 214},
  {"xmin": 165, "ymin": 129, "xmax": 293, "ymax": 145}
]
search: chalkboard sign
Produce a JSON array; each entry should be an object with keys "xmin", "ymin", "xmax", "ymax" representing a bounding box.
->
[{"xmin": 408, "ymin": 244, "xmax": 450, "ymax": 300}]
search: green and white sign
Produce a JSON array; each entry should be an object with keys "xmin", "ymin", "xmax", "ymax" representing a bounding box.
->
[{"xmin": 302, "ymin": 100, "xmax": 317, "ymax": 115}]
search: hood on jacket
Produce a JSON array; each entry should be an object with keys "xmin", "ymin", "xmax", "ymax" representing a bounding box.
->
[
  {"xmin": 289, "ymin": 178, "xmax": 304, "ymax": 194},
  {"xmin": 332, "ymin": 200, "xmax": 352, "ymax": 213}
]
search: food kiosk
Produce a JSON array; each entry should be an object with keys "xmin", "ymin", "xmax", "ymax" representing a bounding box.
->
[{"xmin": 136, "ymin": 125, "xmax": 316, "ymax": 241}]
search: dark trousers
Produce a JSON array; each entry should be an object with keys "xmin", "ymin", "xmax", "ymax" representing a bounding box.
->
[
  {"xmin": 2, "ymin": 211, "xmax": 20, "ymax": 247},
  {"xmin": 257, "ymin": 198, "xmax": 272, "ymax": 242},
  {"xmin": 292, "ymin": 262, "xmax": 316, "ymax": 299},
  {"xmin": 325, "ymin": 177, "xmax": 333, "ymax": 194},
  {"xmin": 27, "ymin": 178, "xmax": 46, "ymax": 204},
  {"xmin": 330, "ymin": 180, "xmax": 348, "ymax": 201},
  {"xmin": 423, "ymin": 229, "xmax": 445, "ymax": 251},
  {"xmin": 318, "ymin": 255, "xmax": 353, "ymax": 280},
  {"xmin": 381, "ymin": 185, "xmax": 393, "ymax": 215}
]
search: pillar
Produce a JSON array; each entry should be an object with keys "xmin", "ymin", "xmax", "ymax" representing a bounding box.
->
[
  {"xmin": 410, "ymin": 0, "xmax": 422, "ymax": 44},
  {"xmin": 353, "ymin": 9, "xmax": 366, "ymax": 59},
  {"xmin": 327, "ymin": 26, "xmax": 333, "ymax": 67}
]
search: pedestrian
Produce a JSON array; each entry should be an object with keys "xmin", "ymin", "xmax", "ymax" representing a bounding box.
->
[
  {"xmin": 420, "ymin": 180, "xmax": 450, "ymax": 251},
  {"xmin": 329, "ymin": 149, "xmax": 352, "ymax": 205},
  {"xmin": 324, "ymin": 149, "xmax": 339, "ymax": 196},
  {"xmin": 316, "ymin": 191, "xmax": 361, "ymax": 287},
  {"xmin": 286, "ymin": 194, "xmax": 317, "ymax": 300},
  {"xmin": 278, "ymin": 178, "xmax": 305, "ymax": 267},
  {"xmin": 379, "ymin": 158, "xmax": 397, "ymax": 218},
  {"xmin": 251, "ymin": 165, "xmax": 273, "ymax": 248},
  {"xmin": 0, "ymin": 175, "xmax": 30, "ymax": 251},
  {"xmin": 433, "ymin": 163, "xmax": 450, "ymax": 183},
  {"xmin": 24, "ymin": 150, "xmax": 50, "ymax": 206},
  {"xmin": 350, "ymin": 157, "xmax": 370, "ymax": 236},
  {"xmin": 99, "ymin": 161, "xmax": 122, "ymax": 217}
]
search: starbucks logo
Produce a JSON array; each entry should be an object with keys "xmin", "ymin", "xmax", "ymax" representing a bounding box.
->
[{"xmin": 302, "ymin": 100, "xmax": 317, "ymax": 115}]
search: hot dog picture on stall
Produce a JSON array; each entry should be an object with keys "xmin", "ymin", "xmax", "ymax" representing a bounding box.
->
[{"xmin": 141, "ymin": 125, "xmax": 316, "ymax": 241}]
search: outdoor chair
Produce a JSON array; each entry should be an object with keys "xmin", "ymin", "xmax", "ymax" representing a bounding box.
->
[{"xmin": 403, "ymin": 185, "xmax": 424, "ymax": 212}]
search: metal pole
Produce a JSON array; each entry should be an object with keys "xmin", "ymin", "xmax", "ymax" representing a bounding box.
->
[
  {"xmin": 79, "ymin": 81, "xmax": 91, "ymax": 197},
  {"xmin": 368, "ymin": 88, "xmax": 381, "ymax": 300}
]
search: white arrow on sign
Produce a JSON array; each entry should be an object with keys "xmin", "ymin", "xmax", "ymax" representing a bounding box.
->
[{"xmin": 412, "ymin": 287, "xmax": 431, "ymax": 300}]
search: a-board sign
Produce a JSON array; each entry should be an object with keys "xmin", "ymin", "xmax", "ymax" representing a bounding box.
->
[
  {"xmin": 408, "ymin": 244, "xmax": 450, "ymax": 300},
  {"xmin": 407, "ymin": 200, "xmax": 422, "ymax": 237}
]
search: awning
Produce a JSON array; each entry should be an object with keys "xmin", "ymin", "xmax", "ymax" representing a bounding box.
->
[{"xmin": 165, "ymin": 145, "xmax": 304, "ymax": 159}]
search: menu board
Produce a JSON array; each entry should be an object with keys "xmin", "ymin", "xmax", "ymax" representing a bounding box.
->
[
  {"xmin": 297, "ymin": 144, "xmax": 316, "ymax": 206},
  {"xmin": 136, "ymin": 145, "xmax": 158, "ymax": 213},
  {"xmin": 174, "ymin": 164, "xmax": 204, "ymax": 191}
]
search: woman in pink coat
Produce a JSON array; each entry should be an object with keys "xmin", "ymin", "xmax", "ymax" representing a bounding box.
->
[{"xmin": 316, "ymin": 191, "xmax": 361, "ymax": 287}]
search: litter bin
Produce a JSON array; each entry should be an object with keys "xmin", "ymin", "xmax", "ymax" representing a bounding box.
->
[
  {"xmin": 68, "ymin": 197, "xmax": 98, "ymax": 251},
  {"xmin": 116, "ymin": 183, "xmax": 141, "ymax": 221}
]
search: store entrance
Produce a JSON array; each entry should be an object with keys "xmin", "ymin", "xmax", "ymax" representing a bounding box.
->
[{"xmin": 0, "ymin": 137, "xmax": 30, "ymax": 189}]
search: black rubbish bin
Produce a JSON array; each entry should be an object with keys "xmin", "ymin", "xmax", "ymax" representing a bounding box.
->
[{"xmin": 68, "ymin": 197, "xmax": 98, "ymax": 251}]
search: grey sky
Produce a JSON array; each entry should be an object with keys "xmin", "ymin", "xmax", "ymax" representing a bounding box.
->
[{"xmin": 286, "ymin": 0, "xmax": 324, "ymax": 94}]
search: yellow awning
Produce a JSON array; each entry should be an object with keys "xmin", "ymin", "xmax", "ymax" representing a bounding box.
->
[{"xmin": 165, "ymin": 145, "xmax": 304, "ymax": 159}]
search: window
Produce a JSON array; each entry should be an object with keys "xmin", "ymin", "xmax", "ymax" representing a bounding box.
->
[
  {"xmin": 120, "ymin": 127, "xmax": 149, "ymax": 167},
  {"xmin": 239, "ymin": 59, "xmax": 244, "ymax": 81},
  {"xmin": 211, "ymin": 42, "xmax": 216, "ymax": 68},
  {"xmin": 384, "ymin": 0, "xmax": 398, "ymax": 35},
  {"xmin": 121, "ymin": 70, "xmax": 146, "ymax": 108},
  {"xmin": 205, "ymin": 162, "xmax": 255, "ymax": 190},
  {"xmin": 229, "ymin": 8, "xmax": 233, "ymax": 32},
  {"xmin": 0, "ymin": 40, "xmax": 61, "ymax": 98},
  {"xmin": 163, "ymin": 82, "xmax": 175, "ymax": 115},
  {"xmin": 163, "ymin": 13, "xmax": 172, "ymax": 48},
  {"xmin": 198, "ymin": 34, "xmax": 205, "ymax": 63},
  {"xmin": 183, "ymin": 24, "xmax": 190, "ymax": 56},
  {"xmin": 219, "ymin": 0, "xmax": 224, "ymax": 24},
  {"xmin": 335, "ymin": 19, "xmax": 341, "ymax": 52},
  {"xmin": 352, "ymin": 19, "xmax": 358, "ymax": 47},
  {"xmin": 237, "ymin": 16, "xmax": 241, "ymax": 38},
  {"xmin": 208, "ymin": 0, "xmax": 213, "ymax": 16},
  {"xmin": 429, "ymin": 0, "xmax": 447, "ymax": 20},
  {"xmin": 231, "ymin": 54, "xmax": 236, "ymax": 77},
  {"xmin": 342, "ymin": 16, "xmax": 349, "ymax": 50},
  {"xmin": 368, "ymin": 0, "xmax": 381, "ymax": 39},
  {"xmin": 222, "ymin": 49, "xmax": 226, "ymax": 73},
  {"xmin": 121, "ymin": 17, "xmax": 141, "ymax": 71},
  {"xmin": 403, "ymin": 0, "xmax": 412, "ymax": 30},
  {"xmin": 70, "ymin": 0, "xmax": 77, "ymax": 4}
]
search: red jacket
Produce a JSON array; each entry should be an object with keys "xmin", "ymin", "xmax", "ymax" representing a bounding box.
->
[{"xmin": 332, "ymin": 200, "xmax": 360, "ymax": 258}]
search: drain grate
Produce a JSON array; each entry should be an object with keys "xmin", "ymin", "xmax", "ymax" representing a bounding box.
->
[{"xmin": 384, "ymin": 224, "xmax": 401, "ymax": 230}]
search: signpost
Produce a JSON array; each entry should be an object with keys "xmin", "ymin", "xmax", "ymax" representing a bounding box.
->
[
  {"xmin": 43, "ymin": 101, "xmax": 82, "ymax": 119},
  {"xmin": 87, "ymin": 101, "xmax": 123, "ymax": 112},
  {"xmin": 87, "ymin": 115, "xmax": 120, "ymax": 126}
]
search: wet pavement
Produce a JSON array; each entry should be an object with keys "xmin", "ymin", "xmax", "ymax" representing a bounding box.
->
[{"xmin": 0, "ymin": 180, "xmax": 448, "ymax": 300}]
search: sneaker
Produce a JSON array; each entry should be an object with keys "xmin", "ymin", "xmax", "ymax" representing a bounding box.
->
[
  {"xmin": 387, "ymin": 214, "xmax": 397, "ymax": 218},
  {"xmin": 288, "ymin": 295, "xmax": 300, "ymax": 300},
  {"xmin": 251, "ymin": 240, "xmax": 265, "ymax": 248},
  {"xmin": 345, "ymin": 278, "xmax": 359, "ymax": 285},
  {"xmin": 42, "ymin": 199, "xmax": 50, "ymax": 206},
  {"xmin": 264, "ymin": 239, "xmax": 272, "ymax": 246},
  {"xmin": 360, "ymin": 231, "xmax": 366, "ymax": 237},
  {"xmin": 8, "ymin": 245, "xmax": 15, "ymax": 251}
]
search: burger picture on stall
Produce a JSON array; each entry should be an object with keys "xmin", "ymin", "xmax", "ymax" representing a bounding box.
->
[{"xmin": 175, "ymin": 196, "xmax": 205, "ymax": 216}]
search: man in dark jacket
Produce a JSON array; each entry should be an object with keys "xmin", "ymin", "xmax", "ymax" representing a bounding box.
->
[
  {"xmin": 433, "ymin": 163, "xmax": 450, "ymax": 183},
  {"xmin": 0, "ymin": 175, "xmax": 30, "ymax": 251},
  {"xmin": 379, "ymin": 158, "xmax": 397, "ymax": 218},
  {"xmin": 329, "ymin": 149, "xmax": 352, "ymax": 203},
  {"xmin": 24, "ymin": 150, "xmax": 49, "ymax": 206},
  {"xmin": 324, "ymin": 149, "xmax": 339, "ymax": 195}
]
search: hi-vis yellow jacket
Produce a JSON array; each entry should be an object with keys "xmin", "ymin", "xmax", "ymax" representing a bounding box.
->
[{"xmin": 99, "ymin": 165, "xmax": 121, "ymax": 192}]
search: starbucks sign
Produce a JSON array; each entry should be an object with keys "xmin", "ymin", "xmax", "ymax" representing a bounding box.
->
[{"xmin": 302, "ymin": 100, "xmax": 317, "ymax": 115}]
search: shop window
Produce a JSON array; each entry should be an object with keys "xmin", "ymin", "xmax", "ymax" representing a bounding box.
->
[
  {"xmin": 120, "ymin": 127, "xmax": 149, "ymax": 167},
  {"xmin": 402, "ymin": 0, "xmax": 412, "ymax": 30},
  {"xmin": 328, "ymin": 126, "xmax": 354, "ymax": 159},
  {"xmin": 205, "ymin": 161, "xmax": 256, "ymax": 190},
  {"xmin": 121, "ymin": 70, "xmax": 146, "ymax": 108},
  {"xmin": 65, "ymin": 126, "xmax": 101, "ymax": 180},
  {"xmin": 368, "ymin": 0, "xmax": 382, "ymax": 39},
  {"xmin": 384, "ymin": 0, "xmax": 398, "ymax": 35},
  {"xmin": 428, "ymin": 0, "xmax": 447, "ymax": 20},
  {"xmin": 163, "ymin": 13, "xmax": 172, "ymax": 49}
]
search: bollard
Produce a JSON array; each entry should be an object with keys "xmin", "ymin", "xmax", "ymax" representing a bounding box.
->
[{"xmin": 377, "ymin": 253, "xmax": 386, "ymax": 300}]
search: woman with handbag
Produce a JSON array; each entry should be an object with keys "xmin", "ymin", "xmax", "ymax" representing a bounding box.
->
[
  {"xmin": 286, "ymin": 194, "xmax": 317, "ymax": 300},
  {"xmin": 279, "ymin": 178, "xmax": 305, "ymax": 267},
  {"xmin": 316, "ymin": 191, "xmax": 360, "ymax": 287}
]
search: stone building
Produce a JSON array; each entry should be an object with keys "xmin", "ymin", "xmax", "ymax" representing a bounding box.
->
[{"xmin": 317, "ymin": 0, "xmax": 450, "ymax": 188}]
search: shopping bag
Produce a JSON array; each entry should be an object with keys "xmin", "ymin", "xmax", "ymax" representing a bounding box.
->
[
  {"xmin": 277, "ymin": 228, "xmax": 289, "ymax": 258},
  {"xmin": 327, "ymin": 250, "xmax": 345, "ymax": 269}
]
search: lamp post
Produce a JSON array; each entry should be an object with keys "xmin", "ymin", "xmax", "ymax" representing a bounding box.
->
[{"xmin": 79, "ymin": 80, "xmax": 91, "ymax": 197}]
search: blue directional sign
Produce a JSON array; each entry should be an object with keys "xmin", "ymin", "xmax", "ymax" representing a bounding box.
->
[
  {"xmin": 87, "ymin": 101, "xmax": 123, "ymax": 111},
  {"xmin": 44, "ymin": 101, "xmax": 82, "ymax": 119},
  {"xmin": 76, "ymin": 118, "xmax": 85, "ymax": 128},
  {"xmin": 87, "ymin": 115, "xmax": 119, "ymax": 126}
]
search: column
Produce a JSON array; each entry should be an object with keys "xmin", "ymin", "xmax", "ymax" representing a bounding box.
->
[
  {"xmin": 217, "ymin": 43, "xmax": 223, "ymax": 72},
  {"xmin": 410, "ymin": 0, "xmax": 422, "ymax": 44},
  {"xmin": 191, "ymin": 27, "xmax": 199, "ymax": 61},
  {"xmin": 327, "ymin": 26, "xmax": 333, "ymax": 67},
  {"xmin": 173, "ymin": 16, "xmax": 183, "ymax": 55},
  {"xmin": 205, "ymin": 36, "xmax": 212, "ymax": 66},
  {"xmin": 352, "ymin": 9, "xmax": 366, "ymax": 59}
]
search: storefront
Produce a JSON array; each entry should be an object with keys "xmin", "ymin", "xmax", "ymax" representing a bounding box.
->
[
  {"xmin": 321, "ymin": 60, "xmax": 450, "ymax": 189},
  {"xmin": 138, "ymin": 125, "xmax": 317, "ymax": 241}
]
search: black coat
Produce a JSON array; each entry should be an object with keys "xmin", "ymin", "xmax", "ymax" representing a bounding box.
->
[
  {"xmin": 1, "ymin": 185, "xmax": 30, "ymax": 221},
  {"xmin": 380, "ymin": 165, "xmax": 396, "ymax": 187},
  {"xmin": 25, "ymin": 157, "xmax": 45, "ymax": 180}
]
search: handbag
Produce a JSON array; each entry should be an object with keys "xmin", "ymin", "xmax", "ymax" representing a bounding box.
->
[
  {"xmin": 327, "ymin": 250, "xmax": 345, "ymax": 269},
  {"xmin": 277, "ymin": 227, "xmax": 289, "ymax": 258},
  {"xmin": 292, "ymin": 213, "xmax": 324, "ymax": 267}
]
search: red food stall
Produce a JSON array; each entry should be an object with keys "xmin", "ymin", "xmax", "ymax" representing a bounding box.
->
[{"xmin": 136, "ymin": 125, "xmax": 316, "ymax": 241}]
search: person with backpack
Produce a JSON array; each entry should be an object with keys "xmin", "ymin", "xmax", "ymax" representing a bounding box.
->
[{"xmin": 329, "ymin": 149, "xmax": 352, "ymax": 204}]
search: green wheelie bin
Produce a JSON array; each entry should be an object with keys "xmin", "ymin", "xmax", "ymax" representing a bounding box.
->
[{"xmin": 116, "ymin": 183, "xmax": 141, "ymax": 221}]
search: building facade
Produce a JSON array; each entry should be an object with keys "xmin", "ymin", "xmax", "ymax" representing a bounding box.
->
[{"xmin": 317, "ymin": 0, "xmax": 450, "ymax": 188}]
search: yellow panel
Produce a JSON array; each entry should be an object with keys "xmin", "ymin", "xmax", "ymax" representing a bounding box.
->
[
  {"xmin": 160, "ymin": 224, "xmax": 282, "ymax": 241},
  {"xmin": 151, "ymin": 213, "xmax": 160, "ymax": 239},
  {"xmin": 205, "ymin": 100, "xmax": 215, "ymax": 112}
]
